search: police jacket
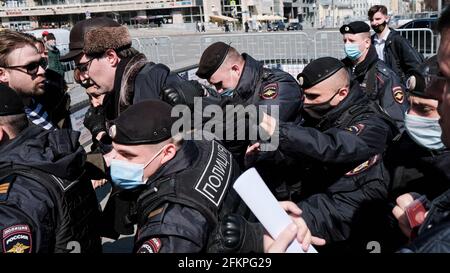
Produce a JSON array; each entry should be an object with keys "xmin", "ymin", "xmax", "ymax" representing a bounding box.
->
[
  {"xmin": 342, "ymin": 45, "xmax": 408, "ymax": 133},
  {"xmin": 233, "ymin": 53, "xmax": 302, "ymax": 123},
  {"xmin": 216, "ymin": 54, "xmax": 302, "ymax": 166},
  {"xmin": 371, "ymin": 29, "xmax": 424, "ymax": 83},
  {"xmin": 277, "ymin": 84, "xmax": 397, "ymax": 243},
  {"xmin": 132, "ymin": 139, "xmax": 246, "ymax": 253},
  {"xmin": 0, "ymin": 125, "xmax": 102, "ymax": 253},
  {"xmin": 398, "ymin": 188, "xmax": 450, "ymax": 253},
  {"xmin": 385, "ymin": 133, "xmax": 450, "ymax": 199}
]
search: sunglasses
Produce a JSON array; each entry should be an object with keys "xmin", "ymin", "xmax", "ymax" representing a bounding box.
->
[
  {"xmin": 75, "ymin": 58, "xmax": 95, "ymax": 73},
  {"xmin": 4, "ymin": 57, "xmax": 47, "ymax": 76}
]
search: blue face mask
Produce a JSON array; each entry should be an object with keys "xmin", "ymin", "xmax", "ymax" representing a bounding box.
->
[
  {"xmin": 344, "ymin": 43, "xmax": 362, "ymax": 61},
  {"xmin": 220, "ymin": 88, "xmax": 234, "ymax": 97},
  {"xmin": 405, "ymin": 113, "xmax": 445, "ymax": 150},
  {"xmin": 110, "ymin": 146, "xmax": 166, "ymax": 190}
]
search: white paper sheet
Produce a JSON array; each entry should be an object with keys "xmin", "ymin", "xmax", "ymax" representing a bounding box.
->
[{"xmin": 233, "ymin": 168, "xmax": 317, "ymax": 253}]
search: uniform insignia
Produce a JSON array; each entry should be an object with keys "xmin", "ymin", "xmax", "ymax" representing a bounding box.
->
[
  {"xmin": 0, "ymin": 182, "xmax": 11, "ymax": 202},
  {"xmin": 2, "ymin": 225, "xmax": 32, "ymax": 253},
  {"xmin": 298, "ymin": 76, "xmax": 304, "ymax": 86},
  {"xmin": 392, "ymin": 87, "xmax": 404, "ymax": 104},
  {"xmin": 194, "ymin": 141, "xmax": 232, "ymax": 207},
  {"xmin": 137, "ymin": 238, "xmax": 162, "ymax": 253},
  {"xmin": 260, "ymin": 83, "xmax": 278, "ymax": 100},
  {"xmin": 345, "ymin": 26, "xmax": 349, "ymax": 31},
  {"xmin": 345, "ymin": 155, "xmax": 380, "ymax": 176},
  {"xmin": 345, "ymin": 124, "xmax": 365, "ymax": 135}
]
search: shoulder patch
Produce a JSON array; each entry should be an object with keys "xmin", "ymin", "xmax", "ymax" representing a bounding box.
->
[
  {"xmin": 345, "ymin": 155, "xmax": 380, "ymax": 176},
  {"xmin": 260, "ymin": 83, "xmax": 278, "ymax": 100},
  {"xmin": 345, "ymin": 124, "xmax": 365, "ymax": 135},
  {"xmin": 392, "ymin": 86, "xmax": 405, "ymax": 104},
  {"xmin": 194, "ymin": 141, "xmax": 232, "ymax": 207},
  {"xmin": 137, "ymin": 238, "xmax": 162, "ymax": 253},
  {"xmin": 2, "ymin": 224, "xmax": 32, "ymax": 253}
]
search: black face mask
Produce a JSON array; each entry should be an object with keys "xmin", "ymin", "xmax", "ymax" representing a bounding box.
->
[
  {"xmin": 303, "ymin": 90, "xmax": 340, "ymax": 119},
  {"xmin": 372, "ymin": 21, "xmax": 387, "ymax": 34}
]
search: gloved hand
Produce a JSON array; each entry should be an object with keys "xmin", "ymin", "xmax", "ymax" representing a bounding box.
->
[
  {"xmin": 83, "ymin": 106, "xmax": 107, "ymax": 137},
  {"xmin": 208, "ymin": 213, "xmax": 264, "ymax": 253},
  {"xmin": 161, "ymin": 80, "xmax": 205, "ymax": 110}
]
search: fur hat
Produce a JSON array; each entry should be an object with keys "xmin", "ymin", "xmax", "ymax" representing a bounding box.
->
[{"xmin": 83, "ymin": 26, "xmax": 132, "ymax": 55}]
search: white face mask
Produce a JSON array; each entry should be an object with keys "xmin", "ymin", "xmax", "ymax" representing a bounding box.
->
[{"xmin": 405, "ymin": 112, "xmax": 445, "ymax": 150}]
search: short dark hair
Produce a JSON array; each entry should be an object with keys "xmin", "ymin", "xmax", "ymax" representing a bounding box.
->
[
  {"xmin": 46, "ymin": 33, "xmax": 56, "ymax": 41},
  {"xmin": 0, "ymin": 114, "xmax": 28, "ymax": 136},
  {"xmin": 368, "ymin": 5, "xmax": 388, "ymax": 20},
  {"xmin": 437, "ymin": 5, "xmax": 450, "ymax": 33}
]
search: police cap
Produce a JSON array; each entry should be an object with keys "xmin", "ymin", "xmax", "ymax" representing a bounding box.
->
[
  {"xmin": 109, "ymin": 100, "xmax": 177, "ymax": 145},
  {"xmin": 339, "ymin": 21, "xmax": 370, "ymax": 34},
  {"xmin": 196, "ymin": 42, "xmax": 231, "ymax": 79},
  {"xmin": 297, "ymin": 57, "xmax": 345, "ymax": 89},
  {"xmin": 0, "ymin": 84, "xmax": 24, "ymax": 116}
]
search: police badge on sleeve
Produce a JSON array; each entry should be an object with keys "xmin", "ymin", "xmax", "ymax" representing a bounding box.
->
[{"xmin": 2, "ymin": 224, "xmax": 32, "ymax": 253}]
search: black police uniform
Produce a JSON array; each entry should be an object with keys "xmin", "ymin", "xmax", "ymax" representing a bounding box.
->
[
  {"xmin": 108, "ymin": 100, "xmax": 248, "ymax": 253},
  {"xmin": 371, "ymin": 28, "xmax": 424, "ymax": 84},
  {"xmin": 0, "ymin": 85, "xmax": 101, "ymax": 253},
  {"xmin": 340, "ymin": 22, "xmax": 408, "ymax": 133},
  {"xmin": 275, "ymin": 58, "xmax": 398, "ymax": 245},
  {"xmin": 196, "ymin": 43, "xmax": 303, "ymax": 165}
]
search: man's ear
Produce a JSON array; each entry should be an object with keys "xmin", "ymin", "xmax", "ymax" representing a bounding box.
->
[
  {"xmin": 231, "ymin": 63, "xmax": 241, "ymax": 77},
  {"xmin": 0, "ymin": 68, "xmax": 10, "ymax": 84},
  {"xmin": 337, "ymin": 87, "xmax": 349, "ymax": 102},
  {"xmin": 104, "ymin": 49, "xmax": 120, "ymax": 67},
  {"xmin": 160, "ymin": 143, "xmax": 177, "ymax": 165}
]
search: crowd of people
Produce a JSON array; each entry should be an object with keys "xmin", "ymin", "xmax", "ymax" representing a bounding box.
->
[{"xmin": 0, "ymin": 4, "xmax": 450, "ymax": 253}]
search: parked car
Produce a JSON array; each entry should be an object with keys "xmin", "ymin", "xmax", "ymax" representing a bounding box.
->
[
  {"xmin": 287, "ymin": 22, "xmax": 303, "ymax": 31},
  {"xmin": 268, "ymin": 21, "xmax": 286, "ymax": 31},
  {"xmin": 396, "ymin": 18, "xmax": 438, "ymax": 56}
]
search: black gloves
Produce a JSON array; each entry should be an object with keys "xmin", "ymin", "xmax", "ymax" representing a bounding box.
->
[
  {"xmin": 84, "ymin": 106, "xmax": 107, "ymax": 138},
  {"xmin": 161, "ymin": 79, "xmax": 205, "ymax": 110},
  {"xmin": 208, "ymin": 213, "xmax": 264, "ymax": 253}
]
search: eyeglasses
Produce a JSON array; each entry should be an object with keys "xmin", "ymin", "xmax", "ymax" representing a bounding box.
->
[
  {"xmin": 3, "ymin": 57, "xmax": 47, "ymax": 76},
  {"xmin": 75, "ymin": 58, "xmax": 94, "ymax": 73}
]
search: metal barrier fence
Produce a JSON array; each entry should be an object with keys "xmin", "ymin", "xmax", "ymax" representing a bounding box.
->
[
  {"xmin": 396, "ymin": 28, "xmax": 437, "ymax": 58},
  {"xmin": 62, "ymin": 28, "xmax": 439, "ymax": 87},
  {"xmin": 200, "ymin": 32, "xmax": 312, "ymax": 66}
]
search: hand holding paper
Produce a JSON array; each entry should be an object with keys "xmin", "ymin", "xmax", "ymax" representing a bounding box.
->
[{"xmin": 233, "ymin": 168, "xmax": 319, "ymax": 253}]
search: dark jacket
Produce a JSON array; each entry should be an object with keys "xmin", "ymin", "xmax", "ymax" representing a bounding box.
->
[
  {"xmin": 343, "ymin": 45, "xmax": 408, "ymax": 133},
  {"xmin": 276, "ymin": 84, "xmax": 397, "ymax": 243},
  {"xmin": 234, "ymin": 54, "xmax": 303, "ymax": 123},
  {"xmin": 372, "ymin": 29, "xmax": 424, "ymax": 83},
  {"xmin": 46, "ymin": 44, "xmax": 64, "ymax": 76},
  {"xmin": 103, "ymin": 53, "xmax": 171, "ymax": 121},
  {"xmin": 133, "ymin": 140, "xmax": 246, "ymax": 253},
  {"xmin": 398, "ymin": 188, "xmax": 450, "ymax": 253},
  {"xmin": 0, "ymin": 125, "xmax": 101, "ymax": 253},
  {"xmin": 221, "ymin": 54, "xmax": 303, "ymax": 166},
  {"xmin": 385, "ymin": 133, "xmax": 450, "ymax": 199}
]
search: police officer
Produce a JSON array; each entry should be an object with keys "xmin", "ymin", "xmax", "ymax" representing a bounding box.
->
[
  {"xmin": 257, "ymin": 57, "xmax": 398, "ymax": 249},
  {"xmin": 340, "ymin": 21, "xmax": 408, "ymax": 133},
  {"xmin": 0, "ymin": 84, "xmax": 101, "ymax": 253},
  {"xmin": 196, "ymin": 42, "xmax": 303, "ymax": 165},
  {"xmin": 197, "ymin": 42, "xmax": 302, "ymax": 123},
  {"xmin": 385, "ymin": 55, "xmax": 450, "ymax": 199},
  {"xmin": 107, "ymin": 100, "xmax": 250, "ymax": 253}
]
